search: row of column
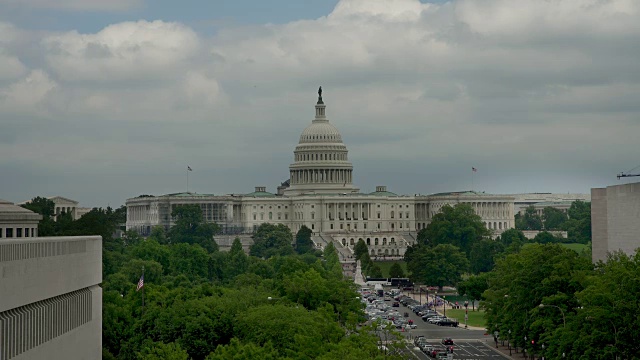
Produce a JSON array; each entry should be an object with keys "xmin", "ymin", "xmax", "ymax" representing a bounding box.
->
[
  {"xmin": 128, "ymin": 206, "xmax": 148, "ymax": 222},
  {"xmin": 471, "ymin": 202, "xmax": 511, "ymax": 219},
  {"xmin": 291, "ymin": 169, "xmax": 352, "ymax": 185},
  {"xmin": 324, "ymin": 202, "xmax": 371, "ymax": 221}
]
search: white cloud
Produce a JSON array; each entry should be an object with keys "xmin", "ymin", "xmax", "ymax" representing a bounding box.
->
[
  {"xmin": 1, "ymin": 0, "xmax": 142, "ymax": 12},
  {"xmin": 43, "ymin": 20, "xmax": 200, "ymax": 82},
  {"xmin": 0, "ymin": 69, "xmax": 56, "ymax": 109},
  {"xmin": 1, "ymin": 0, "xmax": 640, "ymax": 205}
]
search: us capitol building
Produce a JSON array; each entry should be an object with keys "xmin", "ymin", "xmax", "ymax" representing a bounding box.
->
[{"xmin": 126, "ymin": 89, "xmax": 515, "ymax": 257}]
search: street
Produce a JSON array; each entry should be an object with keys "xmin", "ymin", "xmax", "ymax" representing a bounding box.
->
[{"xmin": 405, "ymin": 340, "xmax": 510, "ymax": 360}]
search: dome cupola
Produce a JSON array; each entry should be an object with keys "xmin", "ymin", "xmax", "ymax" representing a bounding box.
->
[{"xmin": 284, "ymin": 87, "xmax": 359, "ymax": 196}]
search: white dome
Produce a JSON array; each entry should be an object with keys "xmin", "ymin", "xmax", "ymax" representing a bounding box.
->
[{"xmin": 299, "ymin": 122, "xmax": 343, "ymax": 144}]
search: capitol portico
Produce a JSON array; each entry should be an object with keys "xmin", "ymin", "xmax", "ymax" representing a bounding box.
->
[{"xmin": 126, "ymin": 88, "xmax": 515, "ymax": 257}]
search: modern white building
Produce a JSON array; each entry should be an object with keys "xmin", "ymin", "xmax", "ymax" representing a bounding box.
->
[
  {"xmin": 591, "ymin": 182, "xmax": 640, "ymax": 263},
  {"xmin": 126, "ymin": 90, "xmax": 515, "ymax": 257},
  {"xmin": 0, "ymin": 201, "xmax": 102, "ymax": 359}
]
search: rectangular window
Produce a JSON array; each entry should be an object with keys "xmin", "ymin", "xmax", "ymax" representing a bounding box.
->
[
  {"xmin": 377, "ymin": 223, "xmax": 381, "ymax": 229},
  {"xmin": 377, "ymin": 213, "xmax": 381, "ymax": 219},
  {"xmin": 311, "ymin": 213, "xmax": 315, "ymax": 219},
  {"xmin": 16, "ymin": 228, "xmax": 22, "ymax": 237},
  {"xmin": 260, "ymin": 214, "xmax": 264, "ymax": 220},
  {"xmin": 253, "ymin": 214, "xmax": 256, "ymax": 220},
  {"xmin": 364, "ymin": 223, "xmax": 367, "ymax": 229},
  {"xmin": 278, "ymin": 213, "xmax": 281, "ymax": 220},
  {"xmin": 285, "ymin": 214, "xmax": 288, "ymax": 220},
  {"xmin": 311, "ymin": 224, "xmax": 315, "ymax": 230},
  {"xmin": 25, "ymin": 228, "xmax": 30, "ymax": 237},
  {"xmin": 400, "ymin": 223, "xmax": 403, "ymax": 228},
  {"xmin": 399, "ymin": 213, "xmax": 403, "ymax": 219},
  {"xmin": 330, "ymin": 224, "xmax": 334, "ymax": 229}
]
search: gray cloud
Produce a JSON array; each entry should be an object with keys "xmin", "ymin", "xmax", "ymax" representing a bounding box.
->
[{"xmin": 1, "ymin": 0, "xmax": 639, "ymax": 207}]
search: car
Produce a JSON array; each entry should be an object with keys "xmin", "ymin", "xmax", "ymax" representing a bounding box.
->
[
  {"xmin": 438, "ymin": 319, "xmax": 459, "ymax": 327},
  {"xmin": 421, "ymin": 344, "xmax": 434, "ymax": 354},
  {"xmin": 436, "ymin": 352, "xmax": 449, "ymax": 359},
  {"xmin": 442, "ymin": 337, "xmax": 454, "ymax": 345},
  {"xmin": 392, "ymin": 301, "xmax": 400, "ymax": 307}
]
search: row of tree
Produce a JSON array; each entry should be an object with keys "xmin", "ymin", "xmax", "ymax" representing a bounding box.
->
[
  {"xmin": 102, "ymin": 205, "xmax": 405, "ymax": 359},
  {"xmin": 515, "ymin": 200, "xmax": 591, "ymax": 244},
  {"xmin": 482, "ymin": 245, "xmax": 640, "ymax": 359}
]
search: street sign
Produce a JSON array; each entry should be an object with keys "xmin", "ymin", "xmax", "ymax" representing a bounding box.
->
[
  {"xmin": 494, "ymin": 331, "xmax": 499, "ymax": 337},
  {"xmin": 464, "ymin": 314, "xmax": 468, "ymax": 321}
]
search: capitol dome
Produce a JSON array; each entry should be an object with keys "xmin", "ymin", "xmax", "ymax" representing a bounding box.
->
[{"xmin": 284, "ymin": 87, "xmax": 359, "ymax": 196}]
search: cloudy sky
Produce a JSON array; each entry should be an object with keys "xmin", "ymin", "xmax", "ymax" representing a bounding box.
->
[{"xmin": 1, "ymin": 0, "xmax": 639, "ymax": 207}]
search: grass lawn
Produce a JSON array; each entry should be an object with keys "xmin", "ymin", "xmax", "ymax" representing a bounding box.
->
[
  {"xmin": 373, "ymin": 261, "xmax": 408, "ymax": 278},
  {"xmin": 560, "ymin": 243, "xmax": 589, "ymax": 253},
  {"xmin": 444, "ymin": 309, "xmax": 486, "ymax": 328}
]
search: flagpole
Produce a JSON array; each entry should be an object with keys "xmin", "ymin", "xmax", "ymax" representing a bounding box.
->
[
  {"xmin": 186, "ymin": 168, "xmax": 189, "ymax": 193},
  {"xmin": 472, "ymin": 170, "xmax": 474, "ymax": 191},
  {"xmin": 141, "ymin": 266, "xmax": 145, "ymax": 315}
]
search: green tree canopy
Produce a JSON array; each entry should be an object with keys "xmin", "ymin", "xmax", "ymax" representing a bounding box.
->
[
  {"xmin": 417, "ymin": 203, "xmax": 490, "ymax": 256},
  {"xmin": 249, "ymin": 223, "xmax": 295, "ymax": 259},
  {"xmin": 295, "ymin": 225, "xmax": 314, "ymax": 254},
  {"xmin": 405, "ymin": 244, "xmax": 469, "ymax": 289},
  {"xmin": 542, "ymin": 206, "xmax": 568, "ymax": 230},
  {"xmin": 353, "ymin": 239, "xmax": 368, "ymax": 261},
  {"xmin": 168, "ymin": 205, "xmax": 220, "ymax": 253},
  {"xmin": 469, "ymin": 239, "xmax": 504, "ymax": 273},
  {"xmin": 388, "ymin": 262, "xmax": 405, "ymax": 278},
  {"xmin": 515, "ymin": 206, "xmax": 543, "ymax": 231}
]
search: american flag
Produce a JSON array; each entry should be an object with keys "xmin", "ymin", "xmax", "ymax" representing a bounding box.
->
[
  {"xmin": 472, "ymin": 167, "xmax": 477, "ymax": 173},
  {"xmin": 187, "ymin": 166, "xmax": 193, "ymax": 171},
  {"xmin": 136, "ymin": 274, "xmax": 144, "ymax": 291}
]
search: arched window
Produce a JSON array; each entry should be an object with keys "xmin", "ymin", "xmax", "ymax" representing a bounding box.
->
[
  {"xmin": 269, "ymin": 212, "xmax": 272, "ymax": 220},
  {"xmin": 342, "ymin": 239, "xmax": 346, "ymax": 246},
  {"xmin": 382, "ymin": 238, "xmax": 387, "ymax": 245},
  {"xmin": 375, "ymin": 238, "xmax": 379, "ymax": 245},
  {"xmin": 391, "ymin": 211, "xmax": 395, "ymax": 219},
  {"xmin": 350, "ymin": 238, "xmax": 355, "ymax": 245},
  {"xmin": 366, "ymin": 238, "xmax": 371, "ymax": 245}
]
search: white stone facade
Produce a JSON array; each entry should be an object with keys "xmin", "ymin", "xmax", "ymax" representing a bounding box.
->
[
  {"xmin": 591, "ymin": 182, "xmax": 640, "ymax": 263},
  {"xmin": 0, "ymin": 199, "xmax": 42, "ymax": 239},
  {"xmin": 126, "ymin": 92, "xmax": 516, "ymax": 256},
  {"xmin": 510, "ymin": 193, "xmax": 590, "ymax": 215}
]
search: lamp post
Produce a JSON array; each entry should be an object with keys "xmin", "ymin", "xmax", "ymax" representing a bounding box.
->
[
  {"xmin": 464, "ymin": 294, "xmax": 469, "ymax": 329},
  {"xmin": 508, "ymin": 330, "xmax": 512, "ymax": 356},
  {"xmin": 541, "ymin": 343, "xmax": 545, "ymax": 360},
  {"xmin": 443, "ymin": 295, "xmax": 446, "ymax": 317},
  {"xmin": 539, "ymin": 303, "xmax": 566, "ymax": 327},
  {"xmin": 523, "ymin": 336, "xmax": 527, "ymax": 359}
]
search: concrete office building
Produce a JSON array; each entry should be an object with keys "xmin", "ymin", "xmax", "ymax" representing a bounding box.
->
[
  {"xmin": 0, "ymin": 201, "xmax": 102, "ymax": 359},
  {"xmin": 591, "ymin": 182, "xmax": 640, "ymax": 263},
  {"xmin": 126, "ymin": 90, "xmax": 515, "ymax": 258}
]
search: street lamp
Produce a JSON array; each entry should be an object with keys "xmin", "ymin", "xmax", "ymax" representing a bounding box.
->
[
  {"xmin": 541, "ymin": 344, "xmax": 545, "ymax": 360},
  {"xmin": 539, "ymin": 303, "xmax": 566, "ymax": 327},
  {"xmin": 464, "ymin": 294, "xmax": 469, "ymax": 329},
  {"xmin": 443, "ymin": 295, "xmax": 446, "ymax": 317},
  {"xmin": 524, "ymin": 336, "xmax": 527, "ymax": 359},
  {"xmin": 508, "ymin": 330, "xmax": 512, "ymax": 356}
]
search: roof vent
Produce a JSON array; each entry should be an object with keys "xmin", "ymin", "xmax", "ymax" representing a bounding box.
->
[
  {"xmin": 376, "ymin": 186, "xmax": 387, "ymax": 192},
  {"xmin": 255, "ymin": 186, "xmax": 266, "ymax": 192}
]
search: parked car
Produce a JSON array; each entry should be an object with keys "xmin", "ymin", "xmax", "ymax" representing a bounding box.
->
[{"xmin": 392, "ymin": 301, "xmax": 400, "ymax": 307}]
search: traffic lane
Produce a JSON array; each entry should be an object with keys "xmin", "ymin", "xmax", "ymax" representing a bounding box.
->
[{"xmin": 407, "ymin": 341, "xmax": 510, "ymax": 360}]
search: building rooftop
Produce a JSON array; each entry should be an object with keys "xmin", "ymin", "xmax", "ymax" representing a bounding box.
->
[{"xmin": 244, "ymin": 191, "xmax": 277, "ymax": 198}]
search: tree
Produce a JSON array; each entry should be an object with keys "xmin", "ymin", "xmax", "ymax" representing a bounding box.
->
[
  {"xmin": 295, "ymin": 225, "xmax": 314, "ymax": 254},
  {"xmin": 496, "ymin": 228, "xmax": 527, "ymax": 253},
  {"xmin": 515, "ymin": 206, "xmax": 543, "ymax": 230},
  {"xmin": 542, "ymin": 207, "xmax": 568, "ymax": 230},
  {"xmin": 354, "ymin": 239, "xmax": 368, "ymax": 261},
  {"xmin": 207, "ymin": 339, "xmax": 280, "ymax": 360},
  {"xmin": 405, "ymin": 244, "xmax": 469, "ymax": 289},
  {"xmin": 138, "ymin": 342, "xmax": 189, "ymax": 360},
  {"xmin": 482, "ymin": 243, "xmax": 592, "ymax": 351},
  {"xmin": 533, "ymin": 231, "xmax": 560, "ymax": 244},
  {"xmin": 168, "ymin": 205, "xmax": 220, "ymax": 253},
  {"xmin": 469, "ymin": 239, "xmax": 504, "ymax": 273},
  {"xmin": 388, "ymin": 262, "xmax": 405, "ymax": 278},
  {"xmin": 249, "ymin": 223, "xmax": 294, "ymax": 259},
  {"xmin": 564, "ymin": 200, "xmax": 592, "ymax": 244},
  {"xmin": 367, "ymin": 264, "xmax": 383, "ymax": 278},
  {"xmin": 418, "ymin": 204, "xmax": 490, "ymax": 256},
  {"xmin": 457, "ymin": 273, "xmax": 489, "ymax": 311}
]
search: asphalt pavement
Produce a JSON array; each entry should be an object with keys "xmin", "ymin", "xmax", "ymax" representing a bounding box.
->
[{"xmin": 405, "ymin": 341, "xmax": 511, "ymax": 360}]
